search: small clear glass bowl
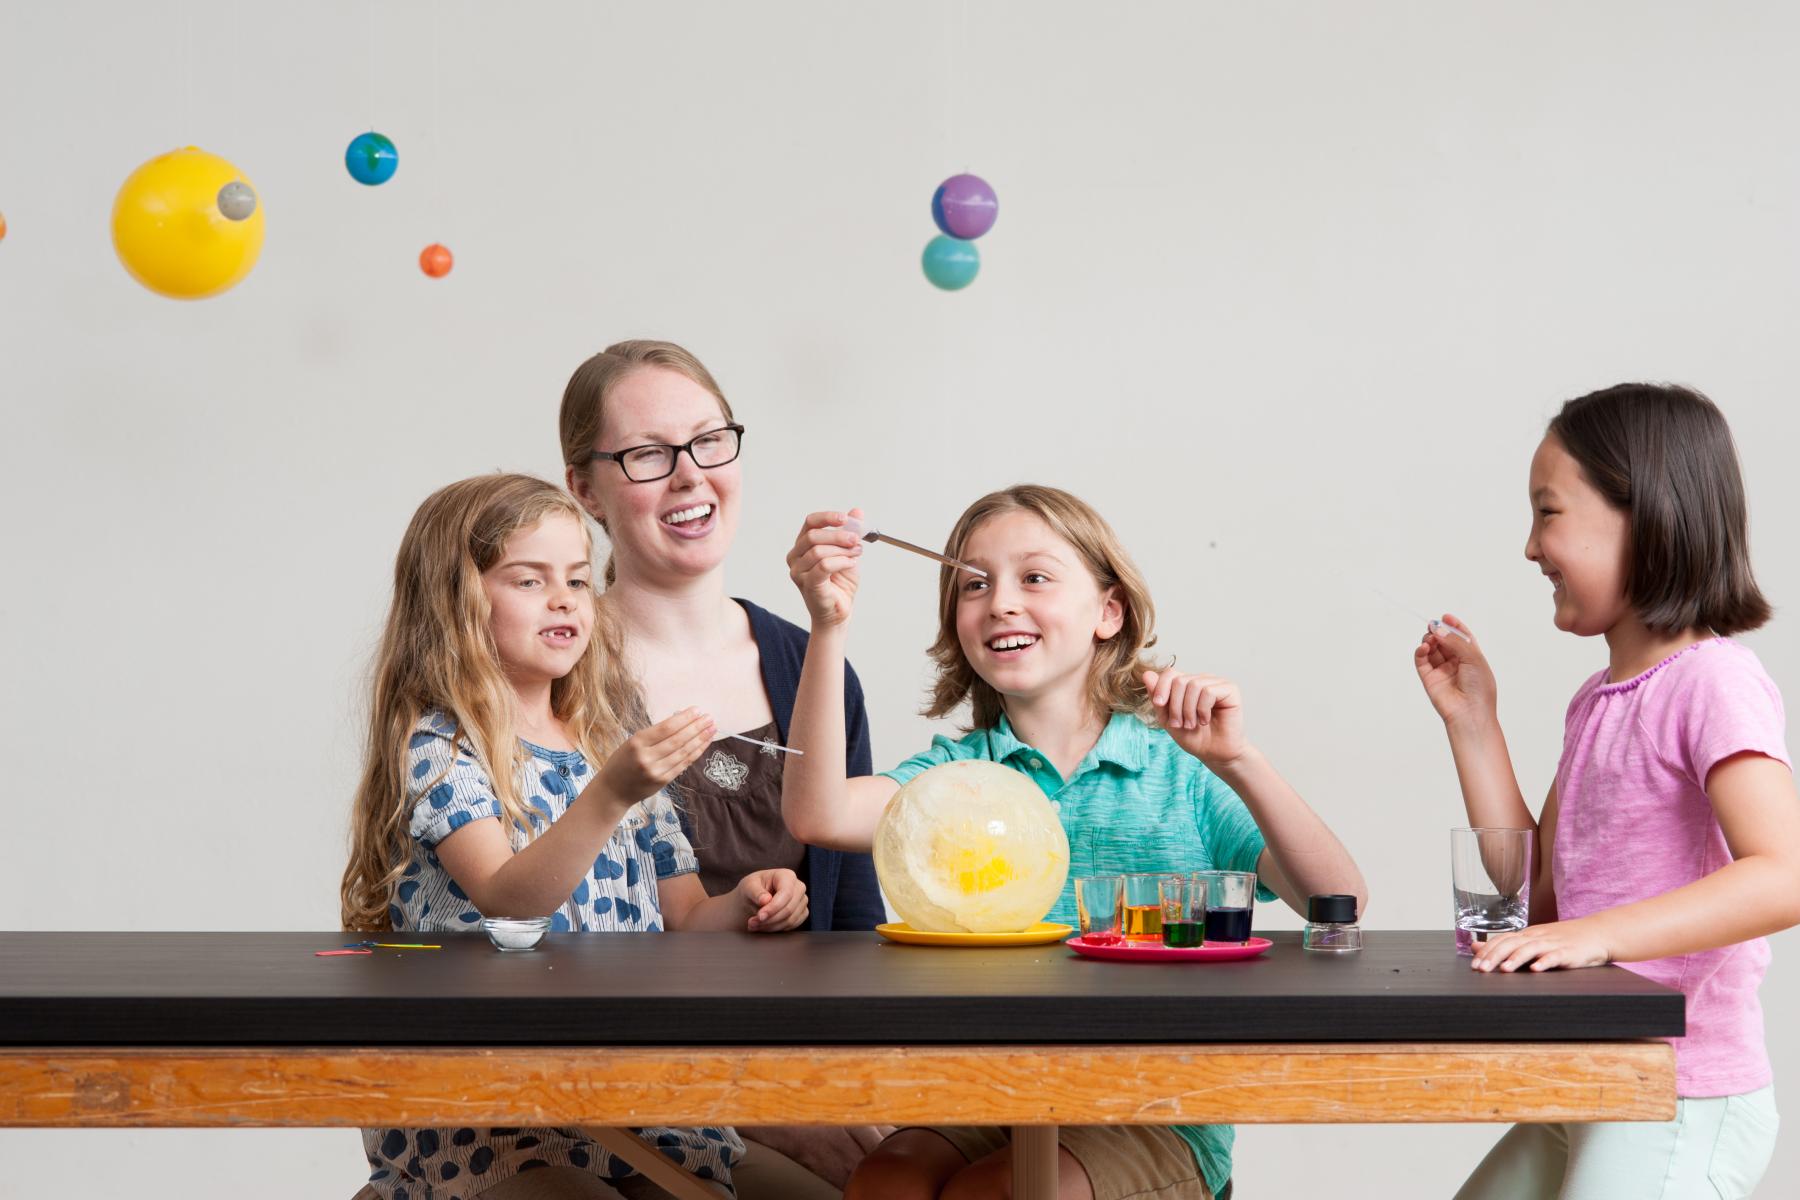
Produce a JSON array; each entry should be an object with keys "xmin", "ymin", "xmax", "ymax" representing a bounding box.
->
[{"xmin": 481, "ymin": 916, "xmax": 551, "ymax": 952}]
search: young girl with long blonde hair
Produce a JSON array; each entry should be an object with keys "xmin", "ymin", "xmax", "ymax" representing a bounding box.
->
[
  {"xmin": 781, "ymin": 484, "xmax": 1367, "ymax": 1200},
  {"xmin": 343, "ymin": 473, "xmax": 808, "ymax": 1200}
]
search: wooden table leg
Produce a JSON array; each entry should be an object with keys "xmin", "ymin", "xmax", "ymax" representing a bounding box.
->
[
  {"xmin": 584, "ymin": 1127, "xmax": 728, "ymax": 1200},
  {"xmin": 1011, "ymin": 1124, "xmax": 1059, "ymax": 1200}
]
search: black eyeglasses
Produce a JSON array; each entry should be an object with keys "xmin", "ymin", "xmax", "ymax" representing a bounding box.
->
[{"xmin": 589, "ymin": 424, "xmax": 745, "ymax": 483}]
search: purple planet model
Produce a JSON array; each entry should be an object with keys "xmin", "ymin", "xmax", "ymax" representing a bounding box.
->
[{"xmin": 931, "ymin": 173, "xmax": 998, "ymax": 240}]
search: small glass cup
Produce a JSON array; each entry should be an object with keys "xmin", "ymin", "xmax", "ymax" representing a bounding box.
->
[
  {"xmin": 1122, "ymin": 872, "xmax": 1179, "ymax": 942},
  {"xmin": 1158, "ymin": 874, "xmax": 1208, "ymax": 947},
  {"xmin": 1451, "ymin": 826, "xmax": 1531, "ymax": 955},
  {"xmin": 1195, "ymin": 870, "xmax": 1257, "ymax": 945},
  {"xmin": 482, "ymin": 915, "xmax": 551, "ymax": 952},
  {"xmin": 1074, "ymin": 875, "xmax": 1124, "ymax": 945}
]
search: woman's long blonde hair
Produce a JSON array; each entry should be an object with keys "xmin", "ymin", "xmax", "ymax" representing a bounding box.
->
[
  {"xmin": 926, "ymin": 484, "xmax": 1166, "ymax": 731},
  {"xmin": 559, "ymin": 339, "xmax": 734, "ymax": 587},
  {"xmin": 340, "ymin": 474, "xmax": 642, "ymax": 931}
]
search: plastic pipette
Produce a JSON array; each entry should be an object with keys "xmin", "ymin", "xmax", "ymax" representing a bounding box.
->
[
  {"xmin": 842, "ymin": 515, "xmax": 987, "ymax": 578},
  {"xmin": 723, "ymin": 732, "xmax": 804, "ymax": 757},
  {"xmin": 1371, "ymin": 587, "xmax": 1472, "ymax": 642}
]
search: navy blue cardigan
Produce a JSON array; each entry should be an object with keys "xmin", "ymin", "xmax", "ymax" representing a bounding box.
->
[{"xmin": 672, "ymin": 598, "xmax": 885, "ymax": 931}]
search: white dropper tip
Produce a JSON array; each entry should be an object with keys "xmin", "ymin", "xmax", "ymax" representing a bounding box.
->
[{"xmin": 724, "ymin": 732, "xmax": 805, "ymax": 756}]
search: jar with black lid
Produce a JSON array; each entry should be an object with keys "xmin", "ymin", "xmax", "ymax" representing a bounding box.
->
[{"xmin": 1302, "ymin": 893, "xmax": 1362, "ymax": 952}]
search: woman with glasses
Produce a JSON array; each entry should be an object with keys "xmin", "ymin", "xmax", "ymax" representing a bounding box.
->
[{"xmin": 559, "ymin": 339, "xmax": 888, "ymax": 1197}]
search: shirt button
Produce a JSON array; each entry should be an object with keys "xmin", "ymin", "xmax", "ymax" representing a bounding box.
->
[
  {"xmin": 558, "ymin": 765, "xmax": 571, "ymax": 778},
  {"xmin": 1029, "ymin": 757, "xmax": 1043, "ymax": 770}
]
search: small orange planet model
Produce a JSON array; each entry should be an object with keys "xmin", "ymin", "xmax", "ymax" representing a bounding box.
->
[{"xmin": 419, "ymin": 243, "xmax": 453, "ymax": 278}]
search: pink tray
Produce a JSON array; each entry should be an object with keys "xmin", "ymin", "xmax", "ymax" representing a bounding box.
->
[{"xmin": 1065, "ymin": 935, "xmax": 1273, "ymax": 962}]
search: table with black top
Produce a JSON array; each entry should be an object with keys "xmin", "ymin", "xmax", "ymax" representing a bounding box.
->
[{"xmin": 0, "ymin": 930, "xmax": 1683, "ymax": 1200}]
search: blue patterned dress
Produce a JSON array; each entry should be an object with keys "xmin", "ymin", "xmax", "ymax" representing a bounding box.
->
[{"xmin": 358, "ymin": 711, "xmax": 743, "ymax": 1199}]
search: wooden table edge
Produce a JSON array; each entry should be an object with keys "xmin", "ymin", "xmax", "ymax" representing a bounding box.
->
[{"xmin": 0, "ymin": 1041, "xmax": 1676, "ymax": 1126}]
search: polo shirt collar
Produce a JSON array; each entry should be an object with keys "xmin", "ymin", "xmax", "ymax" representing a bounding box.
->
[
  {"xmin": 991, "ymin": 711, "xmax": 1149, "ymax": 778},
  {"xmin": 1089, "ymin": 711, "xmax": 1150, "ymax": 772}
]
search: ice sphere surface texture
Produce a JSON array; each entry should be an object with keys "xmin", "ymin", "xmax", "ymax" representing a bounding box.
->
[{"xmin": 874, "ymin": 760, "xmax": 1071, "ymax": 933}]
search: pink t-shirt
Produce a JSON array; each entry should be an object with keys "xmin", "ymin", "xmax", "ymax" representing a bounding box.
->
[{"xmin": 1554, "ymin": 638, "xmax": 1791, "ymax": 1096}]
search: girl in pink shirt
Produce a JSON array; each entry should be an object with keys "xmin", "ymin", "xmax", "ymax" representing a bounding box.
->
[{"xmin": 1416, "ymin": 383, "xmax": 1799, "ymax": 1200}]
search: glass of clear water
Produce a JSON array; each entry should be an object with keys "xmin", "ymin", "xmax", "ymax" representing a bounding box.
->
[{"xmin": 1450, "ymin": 827, "xmax": 1532, "ymax": 955}]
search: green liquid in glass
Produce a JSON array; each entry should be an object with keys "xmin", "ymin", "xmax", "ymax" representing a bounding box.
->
[{"xmin": 1162, "ymin": 921, "xmax": 1205, "ymax": 948}]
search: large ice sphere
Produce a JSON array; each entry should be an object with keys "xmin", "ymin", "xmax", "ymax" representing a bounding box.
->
[{"xmin": 874, "ymin": 760, "xmax": 1070, "ymax": 933}]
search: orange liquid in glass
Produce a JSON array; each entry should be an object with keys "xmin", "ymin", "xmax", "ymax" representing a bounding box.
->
[{"xmin": 1122, "ymin": 904, "xmax": 1164, "ymax": 942}]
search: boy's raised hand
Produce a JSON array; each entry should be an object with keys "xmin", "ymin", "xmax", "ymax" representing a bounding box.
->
[
  {"xmin": 1414, "ymin": 615, "xmax": 1498, "ymax": 730},
  {"xmin": 786, "ymin": 508, "xmax": 864, "ymax": 627},
  {"xmin": 1144, "ymin": 668, "xmax": 1247, "ymax": 769},
  {"xmin": 739, "ymin": 868, "xmax": 809, "ymax": 932},
  {"xmin": 596, "ymin": 708, "xmax": 716, "ymax": 805}
]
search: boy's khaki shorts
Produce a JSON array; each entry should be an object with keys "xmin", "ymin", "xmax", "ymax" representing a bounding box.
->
[{"xmin": 921, "ymin": 1124, "xmax": 1220, "ymax": 1200}]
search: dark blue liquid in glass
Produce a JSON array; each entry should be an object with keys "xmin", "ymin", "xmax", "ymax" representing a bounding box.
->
[{"xmin": 1204, "ymin": 906, "xmax": 1253, "ymax": 943}]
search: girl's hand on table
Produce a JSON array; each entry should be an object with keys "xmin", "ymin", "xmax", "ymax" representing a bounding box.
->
[
  {"xmin": 739, "ymin": 868, "xmax": 809, "ymax": 932},
  {"xmin": 1470, "ymin": 917, "xmax": 1610, "ymax": 972}
]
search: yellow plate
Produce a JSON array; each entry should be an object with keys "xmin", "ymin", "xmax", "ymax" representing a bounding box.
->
[{"xmin": 876, "ymin": 921, "xmax": 1075, "ymax": 947}]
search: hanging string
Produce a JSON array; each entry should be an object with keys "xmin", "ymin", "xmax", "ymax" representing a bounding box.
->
[
  {"xmin": 366, "ymin": 0, "xmax": 378, "ymax": 131},
  {"xmin": 432, "ymin": 1, "xmax": 446, "ymax": 223},
  {"xmin": 942, "ymin": 0, "xmax": 954, "ymax": 170},
  {"xmin": 184, "ymin": 5, "xmax": 196, "ymax": 142},
  {"xmin": 231, "ymin": 0, "xmax": 244, "ymax": 151},
  {"xmin": 960, "ymin": 0, "xmax": 970, "ymax": 173}
]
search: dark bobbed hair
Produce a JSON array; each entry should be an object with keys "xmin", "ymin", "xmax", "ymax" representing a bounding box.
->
[{"xmin": 1548, "ymin": 383, "xmax": 1771, "ymax": 636}]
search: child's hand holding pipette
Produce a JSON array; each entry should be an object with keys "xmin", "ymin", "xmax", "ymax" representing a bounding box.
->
[
  {"xmin": 786, "ymin": 508, "xmax": 864, "ymax": 628},
  {"xmin": 737, "ymin": 868, "xmax": 809, "ymax": 932},
  {"xmin": 1143, "ymin": 668, "xmax": 1248, "ymax": 769},
  {"xmin": 1414, "ymin": 614, "xmax": 1499, "ymax": 731},
  {"xmin": 593, "ymin": 708, "xmax": 717, "ymax": 806}
]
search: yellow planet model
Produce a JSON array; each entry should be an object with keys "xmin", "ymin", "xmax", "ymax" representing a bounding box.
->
[{"xmin": 112, "ymin": 147, "xmax": 264, "ymax": 299}]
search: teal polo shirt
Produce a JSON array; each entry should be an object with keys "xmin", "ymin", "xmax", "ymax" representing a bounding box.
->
[{"xmin": 880, "ymin": 710, "xmax": 1277, "ymax": 1197}]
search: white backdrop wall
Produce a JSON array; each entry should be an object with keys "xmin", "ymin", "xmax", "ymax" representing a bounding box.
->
[{"xmin": 2, "ymin": 3, "xmax": 1797, "ymax": 1197}]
